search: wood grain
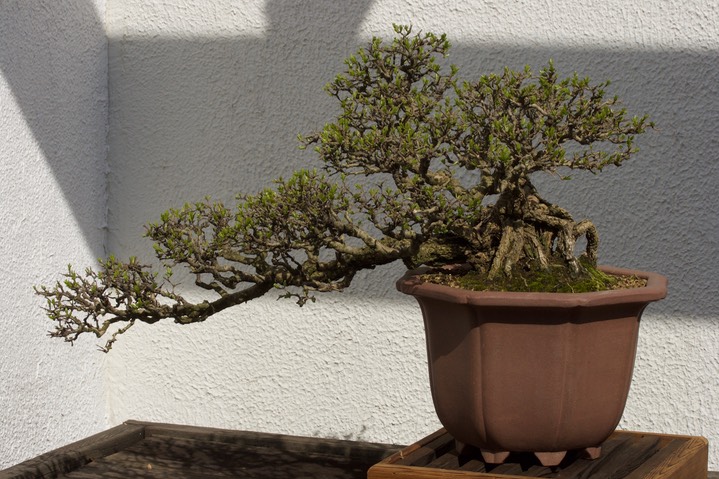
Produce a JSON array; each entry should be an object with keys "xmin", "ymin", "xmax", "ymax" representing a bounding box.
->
[
  {"xmin": 1, "ymin": 422, "xmax": 711, "ymax": 478},
  {"xmin": 7, "ymin": 420, "xmax": 399, "ymax": 479},
  {"xmin": 368, "ymin": 429, "xmax": 709, "ymax": 479},
  {"xmin": 0, "ymin": 424, "xmax": 144, "ymax": 479}
]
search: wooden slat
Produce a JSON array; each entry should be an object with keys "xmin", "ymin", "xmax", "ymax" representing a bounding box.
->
[
  {"xmin": 391, "ymin": 429, "xmax": 455, "ymax": 467},
  {"xmin": 457, "ymin": 458, "xmax": 487, "ymax": 472},
  {"xmin": 62, "ymin": 433, "xmax": 389, "ymax": 479},
  {"xmin": 426, "ymin": 449, "xmax": 463, "ymax": 470},
  {"xmin": 95, "ymin": 436, "xmax": 282, "ymax": 476},
  {"xmin": 0, "ymin": 424, "xmax": 145, "ymax": 479},
  {"xmin": 62, "ymin": 451, "xmax": 372, "ymax": 479},
  {"xmin": 127, "ymin": 420, "xmax": 398, "ymax": 465},
  {"xmin": 126, "ymin": 435, "xmax": 377, "ymax": 473},
  {"xmin": 624, "ymin": 435, "xmax": 709, "ymax": 479},
  {"xmin": 369, "ymin": 464, "xmax": 529, "ymax": 479},
  {"xmin": 554, "ymin": 433, "xmax": 635, "ymax": 478},
  {"xmin": 480, "ymin": 463, "xmax": 525, "ymax": 476},
  {"xmin": 570, "ymin": 433, "xmax": 661, "ymax": 479},
  {"xmin": 61, "ymin": 458, "xmax": 226, "ymax": 479}
]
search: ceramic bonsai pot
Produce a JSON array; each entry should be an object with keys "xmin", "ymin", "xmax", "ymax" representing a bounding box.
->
[{"xmin": 396, "ymin": 266, "xmax": 667, "ymax": 467}]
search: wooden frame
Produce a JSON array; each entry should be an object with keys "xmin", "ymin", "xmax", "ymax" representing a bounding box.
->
[
  {"xmin": 368, "ymin": 428, "xmax": 709, "ymax": 479},
  {"xmin": 0, "ymin": 420, "xmax": 398, "ymax": 478}
]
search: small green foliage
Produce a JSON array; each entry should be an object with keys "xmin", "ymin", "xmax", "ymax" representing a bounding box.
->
[{"xmin": 37, "ymin": 25, "xmax": 652, "ymax": 350}]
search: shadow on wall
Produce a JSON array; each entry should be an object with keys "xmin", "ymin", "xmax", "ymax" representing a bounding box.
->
[
  {"xmin": 0, "ymin": 0, "xmax": 107, "ymax": 259},
  {"xmin": 104, "ymin": 0, "xmax": 378, "ymax": 226},
  {"xmin": 3, "ymin": 1, "xmax": 719, "ymax": 317}
]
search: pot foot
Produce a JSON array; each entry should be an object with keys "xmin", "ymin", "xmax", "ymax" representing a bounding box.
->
[
  {"xmin": 456, "ymin": 440, "xmax": 510, "ymax": 464},
  {"xmin": 534, "ymin": 451, "xmax": 567, "ymax": 467},
  {"xmin": 479, "ymin": 449, "xmax": 510, "ymax": 464},
  {"xmin": 583, "ymin": 445, "xmax": 602, "ymax": 459}
]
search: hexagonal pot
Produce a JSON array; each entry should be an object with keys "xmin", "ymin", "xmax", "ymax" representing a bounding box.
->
[{"xmin": 396, "ymin": 265, "xmax": 667, "ymax": 467}]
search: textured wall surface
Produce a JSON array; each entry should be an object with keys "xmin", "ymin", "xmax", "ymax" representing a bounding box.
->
[
  {"xmin": 0, "ymin": 0, "xmax": 108, "ymax": 469},
  {"xmin": 103, "ymin": 0, "xmax": 719, "ymax": 469}
]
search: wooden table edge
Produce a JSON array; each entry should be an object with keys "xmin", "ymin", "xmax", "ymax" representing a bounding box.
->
[{"xmin": 0, "ymin": 423, "xmax": 145, "ymax": 479}]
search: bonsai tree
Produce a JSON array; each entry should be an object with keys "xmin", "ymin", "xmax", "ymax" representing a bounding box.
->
[{"xmin": 37, "ymin": 25, "xmax": 652, "ymax": 351}]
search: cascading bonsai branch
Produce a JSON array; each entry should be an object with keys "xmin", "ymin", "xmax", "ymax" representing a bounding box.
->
[{"xmin": 37, "ymin": 25, "xmax": 652, "ymax": 351}]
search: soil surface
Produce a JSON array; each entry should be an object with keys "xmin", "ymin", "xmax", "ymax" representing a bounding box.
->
[{"xmin": 420, "ymin": 263, "xmax": 647, "ymax": 293}]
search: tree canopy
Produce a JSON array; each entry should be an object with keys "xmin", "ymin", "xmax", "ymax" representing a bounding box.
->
[{"xmin": 37, "ymin": 25, "xmax": 651, "ymax": 351}]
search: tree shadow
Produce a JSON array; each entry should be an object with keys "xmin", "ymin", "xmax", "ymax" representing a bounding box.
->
[{"xmin": 0, "ymin": 0, "xmax": 108, "ymax": 259}]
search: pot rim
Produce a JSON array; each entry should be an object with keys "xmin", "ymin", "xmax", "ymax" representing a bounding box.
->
[{"xmin": 396, "ymin": 265, "xmax": 667, "ymax": 308}]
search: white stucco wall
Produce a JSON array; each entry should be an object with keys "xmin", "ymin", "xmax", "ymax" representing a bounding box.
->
[
  {"xmin": 0, "ymin": 0, "xmax": 108, "ymax": 469},
  {"xmin": 98, "ymin": 0, "xmax": 719, "ymax": 470}
]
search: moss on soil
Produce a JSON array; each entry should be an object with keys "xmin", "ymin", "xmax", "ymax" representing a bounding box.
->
[{"xmin": 421, "ymin": 259, "xmax": 647, "ymax": 293}]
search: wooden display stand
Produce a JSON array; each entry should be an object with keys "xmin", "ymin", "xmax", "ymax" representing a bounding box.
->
[
  {"xmin": 368, "ymin": 428, "xmax": 708, "ymax": 479},
  {"xmin": 0, "ymin": 420, "xmax": 397, "ymax": 479}
]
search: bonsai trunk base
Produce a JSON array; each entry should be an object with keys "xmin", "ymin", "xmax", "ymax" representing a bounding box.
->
[{"xmin": 396, "ymin": 265, "xmax": 668, "ymax": 464}]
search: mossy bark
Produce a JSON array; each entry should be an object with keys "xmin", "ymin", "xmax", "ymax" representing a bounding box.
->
[{"xmin": 477, "ymin": 176, "xmax": 599, "ymax": 281}]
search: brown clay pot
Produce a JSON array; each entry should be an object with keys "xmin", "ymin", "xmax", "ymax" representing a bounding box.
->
[{"xmin": 396, "ymin": 265, "xmax": 667, "ymax": 467}]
